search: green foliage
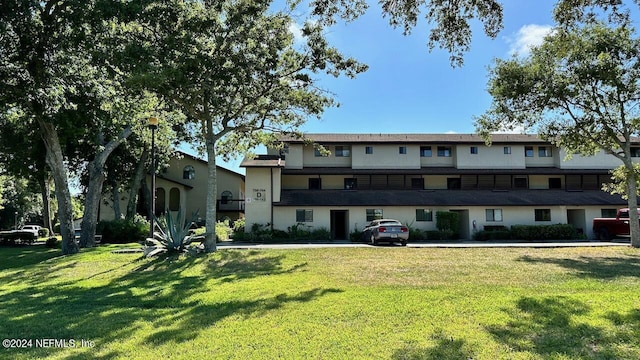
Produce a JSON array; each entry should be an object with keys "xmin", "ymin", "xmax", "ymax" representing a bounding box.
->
[
  {"xmin": 45, "ymin": 237, "xmax": 59, "ymax": 248},
  {"xmin": 216, "ymin": 220, "xmax": 232, "ymax": 241},
  {"xmin": 436, "ymin": 211, "xmax": 460, "ymax": 232},
  {"xmin": 232, "ymin": 218, "xmax": 246, "ymax": 233},
  {"xmin": 473, "ymin": 230, "xmax": 512, "ymax": 241},
  {"xmin": 350, "ymin": 227, "xmax": 363, "ymax": 242},
  {"xmin": 150, "ymin": 209, "xmax": 205, "ymax": 253},
  {"xmin": 510, "ymin": 224, "xmax": 578, "ymax": 241},
  {"xmin": 97, "ymin": 215, "xmax": 149, "ymax": 244},
  {"xmin": 38, "ymin": 228, "xmax": 50, "ymax": 238}
]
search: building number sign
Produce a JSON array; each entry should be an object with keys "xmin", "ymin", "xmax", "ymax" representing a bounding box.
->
[{"xmin": 252, "ymin": 188, "xmax": 266, "ymax": 202}]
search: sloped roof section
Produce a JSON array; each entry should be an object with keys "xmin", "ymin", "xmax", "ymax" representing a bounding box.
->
[
  {"xmin": 278, "ymin": 133, "xmax": 547, "ymax": 144},
  {"xmin": 275, "ymin": 189, "xmax": 626, "ymax": 207}
]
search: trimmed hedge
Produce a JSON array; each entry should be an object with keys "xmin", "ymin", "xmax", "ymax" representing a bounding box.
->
[
  {"xmin": 97, "ymin": 218, "xmax": 149, "ymax": 244},
  {"xmin": 510, "ymin": 224, "xmax": 578, "ymax": 240}
]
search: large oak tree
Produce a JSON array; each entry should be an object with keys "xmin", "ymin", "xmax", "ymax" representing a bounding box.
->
[{"xmin": 476, "ymin": 4, "xmax": 640, "ymax": 247}]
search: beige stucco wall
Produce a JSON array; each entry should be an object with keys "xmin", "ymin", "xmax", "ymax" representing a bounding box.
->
[
  {"xmin": 456, "ymin": 144, "xmax": 526, "ymax": 169},
  {"xmin": 557, "ymin": 149, "xmax": 620, "ymax": 169},
  {"xmin": 351, "ymin": 144, "xmax": 420, "ymax": 169},
  {"xmin": 244, "ymin": 167, "xmax": 279, "ymax": 229},
  {"xmin": 283, "ymin": 144, "xmax": 304, "ymax": 169},
  {"xmin": 425, "ymin": 175, "xmax": 457, "ymax": 189},
  {"xmin": 523, "ymin": 145, "xmax": 557, "ymax": 167},
  {"xmin": 528, "ymin": 175, "xmax": 562, "ymax": 189},
  {"xmin": 302, "ymin": 144, "xmax": 352, "ymax": 167},
  {"xmin": 419, "ymin": 144, "xmax": 456, "ymax": 167},
  {"xmin": 270, "ymin": 204, "xmax": 607, "ymax": 240}
]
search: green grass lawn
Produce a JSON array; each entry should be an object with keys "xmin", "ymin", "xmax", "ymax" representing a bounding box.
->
[{"xmin": 1, "ymin": 244, "xmax": 639, "ymax": 359}]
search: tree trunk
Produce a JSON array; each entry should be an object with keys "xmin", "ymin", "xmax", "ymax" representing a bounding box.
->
[
  {"xmin": 79, "ymin": 126, "xmax": 133, "ymax": 248},
  {"xmin": 626, "ymin": 164, "xmax": 640, "ymax": 248},
  {"xmin": 41, "ymin": 174, "xmax": 53, "ymax": 235},
  {"xmin": 110, "ymin": 178, "xmax": 122, "ymax": 220},
  {"xmin": 80, "ymin": 161, "xmax": 106, "ymax": 247},
  {"xmin": 204, "ymin": 133, "xmax": 218, "ymax": 253},
  {"xmin": 126, "ymin": 150, "xmax": 149, "ymax": 220},
  {"xmin": 38, "ymin": 120, "xmax": 78, "ymax": 254}
]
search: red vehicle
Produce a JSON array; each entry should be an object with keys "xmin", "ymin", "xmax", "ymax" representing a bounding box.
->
[{"xmin": 592, "ymin": 208, "xmax": 640, "ymax": 241}]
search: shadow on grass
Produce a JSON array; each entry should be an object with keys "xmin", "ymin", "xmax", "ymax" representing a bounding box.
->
[
  {"xmin": 518, "ymin": 254, "xmax": 640, "ymax": 279},
  {"xmin": 0, "ymin": 248, "xmax": 329, "ymax": 358},
  {"xmin": 208, "ymin": 250, "xmax": 307, "ymax": 283},
  {"xmin": 392, "ymin": 331, "xmax": 475, "ymax": 360},
  {"xmin": 0, "ymin": 246, "xmax": 62, "ymax": 271},
  {"xmin": 487, "ymin": 296, "xmax": 640, "ymax": 358}
]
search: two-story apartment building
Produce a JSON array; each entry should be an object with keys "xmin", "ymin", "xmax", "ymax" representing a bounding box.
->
[
  {"xmin": 100, "ymin": 151, "xmax": 245, "ymax": 224},
  {"xmin": 241, "ymin": 133, "xmax": 631, "ymax": 240}
]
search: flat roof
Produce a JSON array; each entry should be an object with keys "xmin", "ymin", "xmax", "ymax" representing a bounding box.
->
[{"xmin": 278, "ymin": 133, "xmax": 547, "ymax": 144}]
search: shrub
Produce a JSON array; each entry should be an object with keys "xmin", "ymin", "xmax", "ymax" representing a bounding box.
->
[
  {"xmin": 473, "ymin": 230, "xmax": 512, "ymax": 241},
  {"xmin": 232, "ymin": 217, "xmax": 245, "ymax": 233},
  {"xmin": 97, "ymin": 215, "xmax": 149, "ymax": 244},
  {"xmin": 350, "ymin": 228, "xmax": 364, "ymax": 242},
  {"xmin": 38, "ymin": 228, "xmax": 50, "ymax": 238},
  {"xmin": 510, "ymin": 224, "xmax": 578, "ymax": 240},
  {"xmin": 216, "ymin": 220, "xmax": 232, "ymax": 241},
  {"xmin": 45, "ymin": 237, "xmax": 59, "ymax": 248},
  {"xmin": 288, "ymin": 223, "xmax": 311, "ymax": 240},
  {"xmin": 436, "ymin": 211, "xmax": 459, "ymax": 232},
  {"xmin": 310, "ymin": 227, "xmax": 330, "ymax": 240},
  {"xmin": 272, "ymin": 229, "xmax": 289, "ymax": 240}
]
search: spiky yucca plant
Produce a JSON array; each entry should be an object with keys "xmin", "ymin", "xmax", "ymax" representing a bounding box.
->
[{"xmin": 147, "ymin": 208, "xmax": 205, "ymax": 253}]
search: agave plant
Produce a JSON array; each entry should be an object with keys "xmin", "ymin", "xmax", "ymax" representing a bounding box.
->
[{"xmin": 147, "ymin": 208, "xmax": 205, "ymax": 254}]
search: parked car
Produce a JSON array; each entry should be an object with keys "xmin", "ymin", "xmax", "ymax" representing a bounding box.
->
[
  {"xmin": 592, "ymin": 208, "xmax": 640, "ymax": 241},
  {"xmin": 363, "ymin": 219, "xmax": 409, "ymax": 246},
  {"xmin": 20, "ymin": 225, "xmax": 42, "ymax": 238}
]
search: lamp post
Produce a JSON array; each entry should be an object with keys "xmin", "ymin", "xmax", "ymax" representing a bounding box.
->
[
  {"xmin": 14, "ymin": 211, "xmax": 18, "ymax": 230},
  {"xmin": 148, "ymin": 117, "xmax": 158, "ymax": 239}
]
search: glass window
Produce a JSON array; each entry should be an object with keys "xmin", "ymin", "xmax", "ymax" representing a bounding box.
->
[
  {"xmin": 549, "ymin": 178, "xmax": 562, "ymax": 189},
  {"xmin": 538, "ymin": 146, "xmax": 552, "ymax": 157},
  {"xmin": 525, "ymin": 146, "xmax": 534, "ymax": 157},
  {"xmin": 366, "ymin": 209, "xmax": 383, "ymax": 221},
  {"xmin": 535, "ymin": 209, "xmax": 551, "ymax": 221},
  {"xmin": 335, "ymin": 146, "xmax": 351, "ymax": 157},
  {"xmin": 221, "ymin": 190, "xmax": 233, "ymax": 204},
  {"xmin": 470, "ymin": 146, "xmax": 478, "ymax": 154},
  {"xmin": 296, "ymin": 209, "xmax": 313, "ymax": 222},
  {"xmin": 601, "ymin": 209, "xmax": 617, "ymax": 218},
  {"xmin": 399, "ymin": 146, "xmax": 407, "ymax": 154},
  {"xmin": 365, "ymin": 146, "xmax": 373, "ymax": 154},
  {"xmin": 504, "ymin": 146, "xmax": 511, "ymax": 154},
  {"xmin": 155, "ymin": 188, "xmax": 166, "ymax": 216},
  {"xmin": 513, "ymin": 177, "xmax": 528, "ymax": 189},
  {"xmin": 183, "ymin": 166, "xmax": 195, "ymax": 180},
  {"xmin": 420, "ymin": 146, "xmax": 432, "ymax": 157},
  {"xmin": 486, "ymin": 209, "xmax": 503, "ymax": 222},
  {"xmin": 169, "ymin": 188, "xmax": 180, "ymax": 211},
  {"xmin": 416, "ymin": 209, "xmax": 433, "ymax": 222},
  {"xmin": 411, "ymin": 178, "xmax": 424, "ymax": 189},
  {"xmin": 631, "ymin": 147, "xmax": 640, "ymax": 157},
  {"xmin": 344, "ymin": 178, "xmax": 357, "ymax": 190},
  {"xmin": 309, "ymin": 178, "xmax": 321, "ymax": 190},
  {"xmin": 314, "ymin": 146, "xmax": 328, "ymax": 157},
  {"xmin": 437, "ymin": 146, "xmax": 451, "ymax": 157}
]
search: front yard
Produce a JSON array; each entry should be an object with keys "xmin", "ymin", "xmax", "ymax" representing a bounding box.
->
[{"xmin": 0, "ymin": 245, "xmax": 639, "ymax": 359}]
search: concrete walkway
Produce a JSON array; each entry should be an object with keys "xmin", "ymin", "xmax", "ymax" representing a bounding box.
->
[{"xmin": 217, "ymin": 239, "xmax": 631, "ymax": 250}]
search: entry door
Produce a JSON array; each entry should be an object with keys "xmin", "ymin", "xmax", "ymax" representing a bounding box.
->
[{"xmin": 330, "ymin": 210, "xmax": 349, "ymax": 240}]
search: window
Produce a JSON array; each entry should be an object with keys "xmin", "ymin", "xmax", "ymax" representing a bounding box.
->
[
  {"xmin": 365, "ymin": 146, "xmax": 373, "ymax": 154},
  {"xmin": 486, "ymin": 209, "xmax": 503, "ymax": 222},
  {"xmin": 344, "ymin": 178, "xmax": 357, "ymax": 190},
  {"xmin": 221, "ymin": 190, "xmax": 233, "ymax": 204},
  {"xmin": 504, "ymin": 146, "xmax": 511, "ymax": 154},
  {"xmin": 447, "ymin": 178, "xmax": 461, "ymax": 189},
  {"xmin": 420, "ymin": 146, "xmax": 432, "ymax": 157},
  {"xmin": 632, "ymin": 147, "xmax": 640, "ymax": 157},
  {"xmin": 335, "ymin": 145, "xmax": 351, "ymax": 157},
  {"xmin": 470, "ymin": 146, "xmax": 478, "ymax": 154},
  {"xmin": 535, "ymin": 209, "xmax": 551, "ymax": 221},
  {"xmin": 437, "ymin": 146, "xmax": 452, "ymax": 157},
  {"xmin": 525, "ymin": 146, "xmax": 534, "ymax": 157},
  {"xmin": 601, "ymin": 209, "xmax": 617, "ymax": 218},
  {"xmin": 416, "ymin": 209, "xmax": 433, "ymax": 222},
  {"xmin": 155, "ymin": 188, "xmax": 166, "ymax": 216},
  {"xmin": 366, "ymin": 209, "xmax": 383, "ymax": 221},
  {"xmin": 169, "ymin": 187, "xmax": 180, "ymax": 211},
  {"xmin": 314, "ymin": 147, "xmax": 328, "ymax": 157},
  {"xmin": 399, "ymin": 146, "xmax": 407, "ymax": 154},
  {"xmin": 549, "ymin": 178, "xmax": 562, "ymax": 189},
  {"xmin": 538, "ymin": 146, "xmax": 552, "ymax": 157},
  {"xmin": 296, "ymin": 209, "xmax": 313, "ymax": 222},
  {"xmin": 411, "ymin": 178, "xmax": 424, "ymax": 189},
  {"xmin": 183, "ymin": 166, "xmax": 195, "ymax": 180},
  {"xmin": 513, "ymin": 177, "xmax": 528, "ymax": 189},
  {"xmin": 309, "ymin": 178, "xmax": 321, "ymax": 190}
]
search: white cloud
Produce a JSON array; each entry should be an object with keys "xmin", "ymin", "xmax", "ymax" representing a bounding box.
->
[
  {"xmin": 508, "ymin": 24, "xmax": 554, "ymax": 57},
  {"xmin": 288, "ymin": 22, "xmax": 304, "ymax": 44}
]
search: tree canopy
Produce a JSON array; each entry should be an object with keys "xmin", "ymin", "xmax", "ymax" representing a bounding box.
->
[{"xmin": 476, "ymin": 2, "xmax": 640, "ymax": 247}]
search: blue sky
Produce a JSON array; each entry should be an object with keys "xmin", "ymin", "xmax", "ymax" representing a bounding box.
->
[{"xmin": 191, "ymin": 0, "xmax": 560, "ymax": 173}]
